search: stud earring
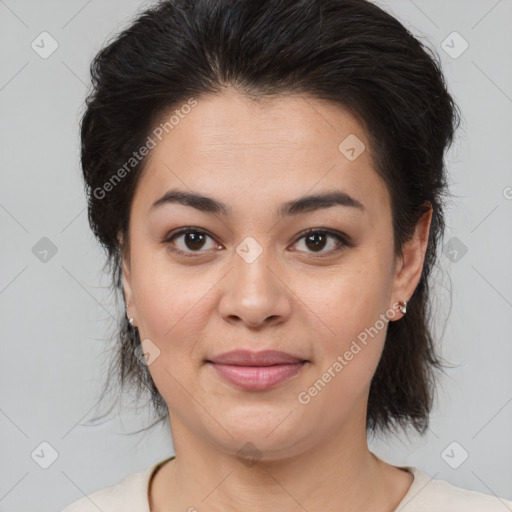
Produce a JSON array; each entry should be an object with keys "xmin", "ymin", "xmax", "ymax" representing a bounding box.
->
[
  {"xmin": 399, "ymin": 300, "xmax": 408, "ymax": 315},
  {"xmin": 129, "ymin": 317, "xmax": 134, "ymax": 325}
]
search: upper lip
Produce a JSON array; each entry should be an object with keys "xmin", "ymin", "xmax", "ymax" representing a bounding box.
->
[{"xmin": 207, "ymin": 350, "xmax": 306, "ymax": 366}]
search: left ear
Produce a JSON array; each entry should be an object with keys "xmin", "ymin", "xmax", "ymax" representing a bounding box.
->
[{"xmin": 389, "ymin": 204, "xmax": 433, "ymax": 318}]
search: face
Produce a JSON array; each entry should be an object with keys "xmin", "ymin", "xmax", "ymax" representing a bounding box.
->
[{"xmin": 121, "ymin": 89, "xmax": 430, "ymax": 460}]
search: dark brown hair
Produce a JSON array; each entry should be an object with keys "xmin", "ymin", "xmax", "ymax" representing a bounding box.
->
[{"xmin": 81, "ymin": 0, "xmax": 459, "ymax": 437}]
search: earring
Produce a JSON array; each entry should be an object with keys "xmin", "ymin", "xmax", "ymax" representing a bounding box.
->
[
  {"xmin": 129, "ymin": 317, "xmax": 134, "ymax": 325},
  {"xmin": 399, "ymin": 300, "xmax": 408, "ymax": 315}
]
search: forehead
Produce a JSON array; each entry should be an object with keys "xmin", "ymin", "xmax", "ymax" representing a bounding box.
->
[{"xmin": 132, "ymin": 90, "xmax": 390, "ymax": 219}]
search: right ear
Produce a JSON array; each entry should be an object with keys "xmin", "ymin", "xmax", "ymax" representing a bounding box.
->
[{"xmin": 118, "ymin": 232, "xmax": 135, "ymax": 320}]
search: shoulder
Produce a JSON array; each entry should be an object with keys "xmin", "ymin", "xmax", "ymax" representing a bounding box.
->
[
  {"xmin": 397, "ymin": 467, "xmax": 512, "ymax": 512},
  {"xmin": 61, "ymin": 462, "xmax": 159, "ymax": 512}
]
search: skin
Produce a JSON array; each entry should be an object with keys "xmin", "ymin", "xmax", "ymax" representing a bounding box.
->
[{"xmin": 121, "ymin": 88, "xmax": 432, "ymax": 511}]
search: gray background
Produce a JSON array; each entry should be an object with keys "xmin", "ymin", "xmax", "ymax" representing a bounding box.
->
[{"xmin": 1, "ymin": 0, "xmax": 511, "ymax": 510}]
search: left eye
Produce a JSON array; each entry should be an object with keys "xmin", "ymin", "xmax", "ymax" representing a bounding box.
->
[{"xmin": 292, "ymin": 229, "xmax": 349, "ymax": 255}]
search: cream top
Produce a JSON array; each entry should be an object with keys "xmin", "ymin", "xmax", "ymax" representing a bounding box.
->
[{"xmin": 62, "ymin": 456, "xmax": 512, "ymax": 511}]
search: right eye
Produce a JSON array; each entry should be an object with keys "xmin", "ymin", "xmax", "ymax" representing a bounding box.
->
[{"xmin": 163, "ymin": 227, "xmax": 223, "ymax": 257}]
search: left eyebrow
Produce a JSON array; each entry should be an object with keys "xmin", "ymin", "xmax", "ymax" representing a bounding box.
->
[
  {"xmin": 150, "ymin": 188, "xmax": 366, "ymax": 217},
  {"xmin": 277, "ymin": 190, "xmax": 366, "ymax": 217}
]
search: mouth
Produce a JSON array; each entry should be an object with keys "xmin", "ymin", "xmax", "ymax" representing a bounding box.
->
[
  {"xmin": 206, "ymin": 350, "xmax": 309, "ymax": 391},
  {"xmin": 207, "ymin": 349, "xmax": 308, "ymax": 366}
]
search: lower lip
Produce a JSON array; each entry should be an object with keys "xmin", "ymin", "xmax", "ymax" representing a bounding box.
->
[{"xmin": 209, "ymin": 362, "xmax": 306, "ymax": 390}]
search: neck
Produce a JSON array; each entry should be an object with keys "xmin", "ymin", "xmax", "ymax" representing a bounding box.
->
[{"xmin": 150, "ymin": 411, "xmax": 411, "ymax": 511}]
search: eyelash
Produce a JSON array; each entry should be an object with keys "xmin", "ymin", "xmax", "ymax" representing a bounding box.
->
[{"xmin": 161, "ymin": 227, "xmax": 355, "ymax": 258}]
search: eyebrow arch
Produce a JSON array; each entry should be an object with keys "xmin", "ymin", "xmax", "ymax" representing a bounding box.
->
[{"xmin": 150, "ymin": 188, "xmax": 366, "ymax": 217}]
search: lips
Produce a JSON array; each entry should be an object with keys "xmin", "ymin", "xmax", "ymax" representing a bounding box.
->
[
  {"xmin": 206, "ymin": 350, "xmax": 308, "ymax": 391},
  {"xmin": 207, "ymin": 349, "xmax": 306, "ymax": 366}
]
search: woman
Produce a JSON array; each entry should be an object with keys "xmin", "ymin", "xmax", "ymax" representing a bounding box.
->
[{"xmin": 63, "ymin": 0, "xmax": 512, "ymax": 510}]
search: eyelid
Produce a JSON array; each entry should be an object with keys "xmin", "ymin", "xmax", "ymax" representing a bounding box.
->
[
  {"xmin": 162, "ymin": 227, "xmax": 354, "ymax": 257},
  {"xmin": 291, "ymin": 228, "xmax": 354, "ymax": 255},
  {"xmin": 162, "ymin": 226, "xmax": 221, "ymax": 258}
]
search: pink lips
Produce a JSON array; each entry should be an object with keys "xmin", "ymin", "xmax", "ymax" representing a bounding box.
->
[{"xmin": 207, "ymin": 350, "xmax": 307, "ymax": 391}]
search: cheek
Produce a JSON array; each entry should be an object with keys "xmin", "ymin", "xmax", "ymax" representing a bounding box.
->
[
  {"xmin": 295, "ymin": 270, "xmax": 390, "ymax": 418},
  {"xmin": 297, "ymin": 251, "xmax": 393, "ymax": 336},
  {"xmin": 130, "ymin": 248, "xmax": 212, "ymax": 353},
  {"xmin": 293, "ymin": 250, "xmax": 393, "ymax": 394},
  {"xmin": 130, "ymin": 254, "xmax": 212, "ymax": 410}
]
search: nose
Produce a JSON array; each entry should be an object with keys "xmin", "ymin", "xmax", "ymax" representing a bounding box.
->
[{"xmin": 218, "ymin": 250, "xmax": 292, "ymax": 329}]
